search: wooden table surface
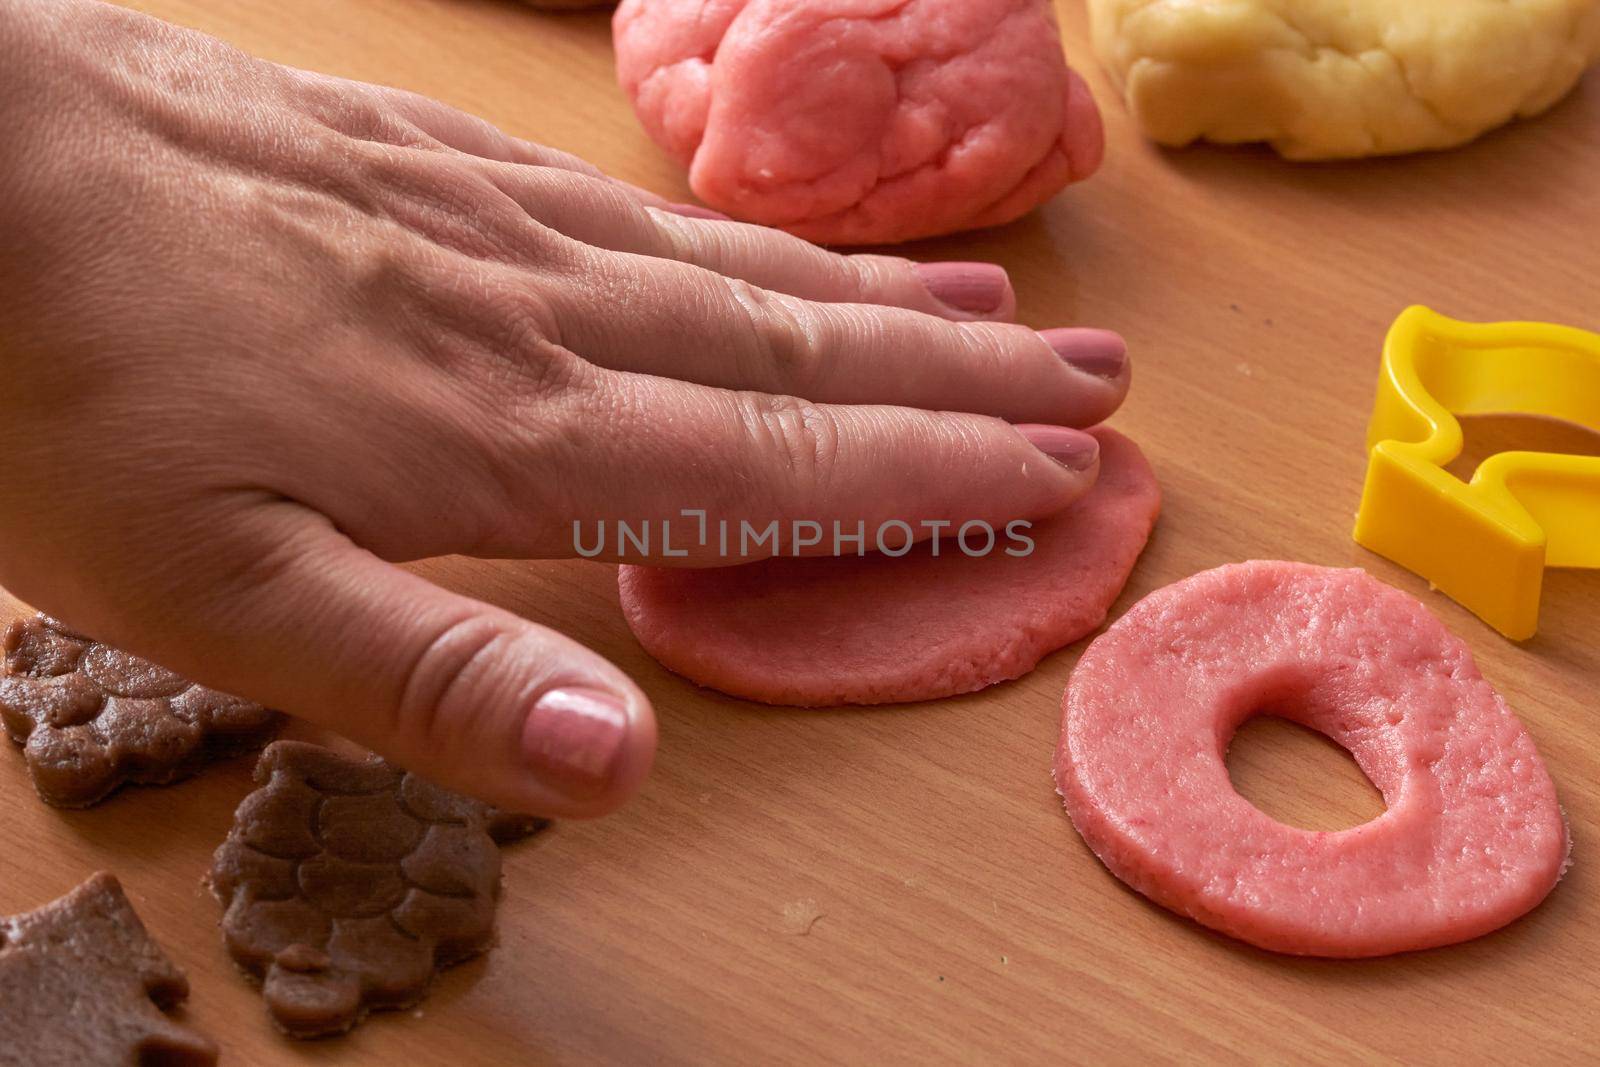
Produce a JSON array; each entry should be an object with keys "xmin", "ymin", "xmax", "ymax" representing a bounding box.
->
[{"xmin": 4, "ymin": 1, "xmax": 1597, "ymax": 1063}]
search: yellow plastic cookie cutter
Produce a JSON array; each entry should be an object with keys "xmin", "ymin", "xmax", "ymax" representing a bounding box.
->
[{"xmin": 1354, "ymin": 306, "xmax": 1600, "ymax": 641}]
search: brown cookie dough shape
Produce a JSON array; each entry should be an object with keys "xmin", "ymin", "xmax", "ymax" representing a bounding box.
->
[
  {"xmin": 0, "ymin": 872, "xmax": 218, "ymax": 1066},
  {"xmin": 210, "ymin": 741, "xmax": 547, "ymax": 1038},
  {"xmin": 0, "ymin": 614, "xmax": 282, "ymax": 807}
]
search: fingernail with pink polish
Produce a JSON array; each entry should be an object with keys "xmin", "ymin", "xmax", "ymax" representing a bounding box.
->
[
  {"xmin": 1041, "ymin": 328, "xmax": 1128, "ymax": 380},
  {"xmin": 916, "ymin": 261, "xmax": 1013, "ymax": 316},
  {"xmin": 522, "ymin": 686, "xmax": 629, "ymax": 799},
  {"xmin": 666, "ymin": 201, "xmax": 734, "ymax": 221},
  {"xmin": 1018, "ymin": 424, "xmax": 1100, "ymax": 472}
]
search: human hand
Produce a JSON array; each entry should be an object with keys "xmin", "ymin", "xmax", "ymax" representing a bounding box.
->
[{"xmin": 0, "ymin": 0, "xmax": 1128, "ymax": 816}]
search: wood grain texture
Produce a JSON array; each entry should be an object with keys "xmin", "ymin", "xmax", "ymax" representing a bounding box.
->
[{"xmin": 2, "ymin": 1, "xmax": 1596, "ymax": 1063}]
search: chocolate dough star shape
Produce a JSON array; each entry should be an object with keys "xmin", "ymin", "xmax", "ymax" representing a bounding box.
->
[
  {"xmin": 210, "ymin": 741, "xmax": 546, "ymax": 1038},
  {"xmin": 0, "ymin": 872, "xmax": 218, "ymax": 1066},
  {"xmin": 0, "ymin": 614, "xmax": 282, "ymax": 807}
]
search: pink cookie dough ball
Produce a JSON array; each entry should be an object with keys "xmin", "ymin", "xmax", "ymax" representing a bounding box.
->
[{"xmin": 613, "ymin": 0, "xmax": 1104, "ymax": 244}]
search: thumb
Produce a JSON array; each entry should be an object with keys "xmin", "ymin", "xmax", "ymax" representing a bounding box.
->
[{"xmin": 109, "ymin": 502, "xmax": 656, "ymax": 818}]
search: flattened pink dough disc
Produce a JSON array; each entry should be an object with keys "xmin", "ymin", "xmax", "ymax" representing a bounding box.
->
[
  {"xmin": 612, "ymin": 0, "xmax": 1104, "ymax": 244},
  {"xmin": 1056, "ymin": 561, "xmax": 1568, "ymax": 957},
  {"xmin": 619, "ymin": 428, "xmax": 1159, "ymax": 706}
]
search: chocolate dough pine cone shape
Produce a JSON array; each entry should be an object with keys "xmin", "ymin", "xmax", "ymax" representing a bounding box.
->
[
  {"xmin": 0, "ymin": 872, "xmax": 218, "ymax": 1066},
  {"xmin": 210, "ymin": 741, "xmax": 546, "ymax": 1038},
  {"xmin": 0, "ymin": 613, "xmax": 282, "ymax": 807}
]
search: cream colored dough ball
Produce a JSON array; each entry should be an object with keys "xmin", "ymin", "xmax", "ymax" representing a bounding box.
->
[{"xmin": 1089, "ymin": 0, "xmax": 1600, "ymax": 158}]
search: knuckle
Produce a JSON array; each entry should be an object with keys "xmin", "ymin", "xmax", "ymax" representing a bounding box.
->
[
  {"xmin": 640, "ymin": 205, "xmax": 698, "ymax": 264},
  {"xmin": 295, "ymin": 75, "xmax": 424, "ymax": 147},
  {"xmin": 343, "ymin": 232, "xmax": 578, "ymax": 401},
  {"xmin": 517, "ymin": 167, "xmax": 671, "ymax": 257},
  {"xmin": 726, "ymin": 280, "xmax": 824, "ymax": 395},
  {"xmin": 740, "ymin": 393, "xmax": 842, "ymax": 497},
  {"xmin": 415, "ymin": 261, "xmax": 580, "ymax": 393},
  {"xmin": 955, "ymin": 320, "xmax": 1028, "ymax": 377},
  {"xmin": 368, "ymin": 147, "xmax": 500, "ymax": 233},
  {"xmin": 487, "ymin": 332, "xmax": 587, "ymax": 414},
  {"xmin": 342, "ymin": 142, "xmax": 565, "ymax": 265},
  {"xmin": 468, "ymin": 265, "xmax": 568, "ymax": 356},
  {"xmin": 343, "ymin": 134, "xmax": 424, "ymax": 185},
  {"xmin": 834, "ymin": 252, "xmax": 899, "ymax": 303},
  {"xmin": 527, "ymin": 166, "xmax": 621, "ymax": 208},
  {"xmin": 528, "ymin": 144, "xmax": 609, "ymax": 179},
  {"xmin": 392, "ymin": 613, "xmax": 518, "ymax": 750}
]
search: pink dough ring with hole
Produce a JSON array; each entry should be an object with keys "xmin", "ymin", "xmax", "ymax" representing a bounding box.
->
[{"xmin": 1055, "ymin": 560, "xmax": 1568, "ymax": 958}]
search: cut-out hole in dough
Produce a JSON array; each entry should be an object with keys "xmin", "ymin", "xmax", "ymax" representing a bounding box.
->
[{"xmin": 1226, "ymin": 715, "xmax": 1386, "ymax": 832}]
